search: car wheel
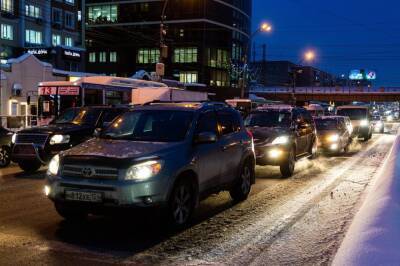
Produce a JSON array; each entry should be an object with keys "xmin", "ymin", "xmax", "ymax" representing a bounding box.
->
[
  {"xmin": 168, "ymin": 179, "xmax": 195, "ymax": 228},
  {"xmin": 308, "ymin": 139, "xmax": 318, "ymax": 160},
  {"xmin": 230, "ymin": 160, "xmax": 253, "ymax": 202},
  {"xmin": 55, "ymin": 202, "xmax": 88, "ymax": 222},
  {"xmin": 0, "ymin": 146, "xmax": 11, "ymax": 168},
  {"xmin": 280, "ymin": 149, "xmax": 295, "ymax": 178},
  {"xmin": 18, "ymin": 160, "xmax": 42, "ymax": 173}
]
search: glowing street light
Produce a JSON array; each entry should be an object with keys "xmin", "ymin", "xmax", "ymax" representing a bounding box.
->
[
  {"xmin": 260, "ymin": 22, "xmax": 272, "ymax": 33},
  {"xmin": 304, "ymin": 50, "xmax": 316, "ymax": 63}
]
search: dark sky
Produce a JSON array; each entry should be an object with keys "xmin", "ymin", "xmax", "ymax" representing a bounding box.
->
[{"xmin": 252, "ymin": 0, "xmax": 400, "ymax": 86}]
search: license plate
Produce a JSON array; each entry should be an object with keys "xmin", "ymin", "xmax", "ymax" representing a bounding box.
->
[
  {"xmin": 65, "ymin": 191, "xmax": 102, "ymax": 203},
  {"xmin": 14, "ymin": 145, "xmax": 36, "ymax": 155}
]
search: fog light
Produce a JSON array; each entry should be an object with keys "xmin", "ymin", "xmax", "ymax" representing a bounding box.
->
[
  {"xmin": 330, "ymin": 144, "xmax": 338, "ymax": 150},
  {"xmin": 143, "ymin": 196, "xmax": 153, "ymax": 204},
  {"xmin": 44, "ymin": 185, "xmax": 51, "ymax": 196},
  {"xmin": 269, "ymin": 149, "xmax": 283, "ymax": 159}
]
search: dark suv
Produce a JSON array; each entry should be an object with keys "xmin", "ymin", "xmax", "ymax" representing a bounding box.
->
[
  {"xmin": 245, "ymin": 105, "xmax": 317, "ymax": 177},
  {"xmin": 12, "ymin": 106, "xmax": 129, "ymax": 173},
  {"xmin": 45, "ymin": 102, "xmax": 255, "ymax": 227}
]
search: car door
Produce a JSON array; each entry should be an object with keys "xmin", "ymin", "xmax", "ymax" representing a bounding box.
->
[
  {"xmin": 217, "ymin": 109, "xmax": 244, "ymax": 185},
  {"xmin": 301, "ymin": 109, "xmax": 315, "ymax": 152},
  {"xmin": 193, "ymin": 111, "xmax": 223, "ymax": 192},
  {"xmin": 293, "ymin": 110, "xmax": 307, "ymax": 155}
]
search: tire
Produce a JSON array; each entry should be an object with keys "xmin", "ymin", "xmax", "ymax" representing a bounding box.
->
[
  {"xmin": 280, "ymin": 148, "xmax": 295, "ymax": 178},
  {"xmin": 230, "ymin": 160, "xmax": 253, "ymax": 202},
  {"xmin": 18, "ymin": 160, "xmax": 42, "ymax": 173},
  {"xmin": 167, "ymin": 179, "xmax": 196, "ymax": 228},
  {"xmin": 55, "ymin": 202, "xmax": 88, "ymax": 222},
  {"xmin": 0, "ymin": 146, "xmax": 11, "ymax": 168},
  {"xmin": 308, "ymin": 139, "xmax": 318, "ymax": 160}
]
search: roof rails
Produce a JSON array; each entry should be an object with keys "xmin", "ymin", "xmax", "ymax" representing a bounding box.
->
[{"xmin": 142, "ymin": 100, "xmax": 230, "ymax": 108}]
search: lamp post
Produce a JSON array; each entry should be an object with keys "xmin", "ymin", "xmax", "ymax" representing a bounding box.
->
[
  {"xmin": 240, "ymin": 22, "xmax": 272, "ymax": 98},
  {"xmin": 291, "ymin": 49, "xmax": 316, "ymax": 104}
]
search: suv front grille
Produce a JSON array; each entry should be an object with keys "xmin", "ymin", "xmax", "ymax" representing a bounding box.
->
[
  {"xmin": 15, "ymin": 134, "xmax": 48, "ymax": 145},
  {"xmin": 62, "ymin": 164, "xmax": 119, "ymax": 180}
]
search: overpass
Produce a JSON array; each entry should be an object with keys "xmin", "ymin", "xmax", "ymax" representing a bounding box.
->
[{"xmin": 250, "ymin": 86, "xmax": 400, "ymax": 102}]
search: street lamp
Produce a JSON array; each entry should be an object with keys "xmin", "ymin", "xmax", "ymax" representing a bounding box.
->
[
  {"xmin": 291, "ymin": 49, "xmax": 317, "ymax": 104},
  {"xmin": 240, "ymin": 22, "xmax": 272, "ymax": 98}
]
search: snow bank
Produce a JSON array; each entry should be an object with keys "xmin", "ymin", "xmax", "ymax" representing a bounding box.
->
[{"xmin": 333, "ymin": 133, "xmax": 400, "ymax": 265}]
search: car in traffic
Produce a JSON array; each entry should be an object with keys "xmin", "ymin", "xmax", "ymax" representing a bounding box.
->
[
  {"xmin": 245, "ymin": 105, "xmax": 317, "ymax": 177},
  {"xmin": 371, "ymin": 115, "xmax": 384, "ymax": 133},
  {"xmin": 314, "ymin": 116, "xmax": 352, "ymax": 154},
  {"xmin": 336, "ymin": 105, "xmax": 372, "ymax": 141},
  {"xmin": 44, "ymin": 102, "xmax": 256, "ymax": 227},
  {"xmin": 0, "ymin": 126, "xmax": 14, "ymax": 168},
  {"xmin": 12, "ymin": 106, "xmax": 129, "ymax": 173}
]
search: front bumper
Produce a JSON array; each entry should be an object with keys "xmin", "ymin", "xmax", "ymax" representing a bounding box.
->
[
  {"xmin": 45, "ymin": 173, "xmax": 171, "ymax": 209},
  {"xmin": 12, "ymin": 144, "xmax": 69, "ymax": 164},
  {"xmin": 352, "ymin": 126, "xmax": 370, "ymax": 138},
  {"xmin": 255, "ymin": 144, "xmax": 290, "ymax": 166}
]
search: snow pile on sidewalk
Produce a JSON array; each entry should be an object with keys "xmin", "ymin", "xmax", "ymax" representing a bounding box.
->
[{"xmin": 333, "ymin": 134, "xmax": 400, "ymax": 265}]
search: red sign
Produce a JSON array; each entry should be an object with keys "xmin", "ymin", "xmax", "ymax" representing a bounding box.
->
[
  {"xmin": 39, "ymin": 87, "xmax": 57, "ymax": 95},
  {"xmin": 58, "ymin": 87, "xmax": 80, "ymax": 95}
]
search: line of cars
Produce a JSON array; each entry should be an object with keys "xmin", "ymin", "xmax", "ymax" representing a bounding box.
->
[{"xmin": 0, "ymin": 102, "xmax": 387, "ymax": 227}]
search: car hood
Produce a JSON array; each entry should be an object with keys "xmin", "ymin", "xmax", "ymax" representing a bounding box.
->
[
  {"xmin": 62, "ymin": 138, "xmax": 182, "ymax": 159},
  {"xmin": 18, "ymin": 123, "xmax": 92, "ymax": 135},
  {"xmin": 317, "ymin": 130, "xmax": 340, "ymax": 138},
  {"xmin": 247, "ymin": 126, "xmax": 291, "ymax": 144}
]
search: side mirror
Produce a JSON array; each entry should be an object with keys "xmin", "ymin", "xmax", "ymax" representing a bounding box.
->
[
  {"xmin": 93, "ymin": 128, "xmax": 102, "ymax": 138},
  {"xmin": 194, "ymin": 132, "xmax": 217, "ymax": 144}
]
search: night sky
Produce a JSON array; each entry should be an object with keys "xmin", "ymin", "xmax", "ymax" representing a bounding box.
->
[{"xmin": 252, "ymin": 0, "xmax": 400, "ymax": 86}]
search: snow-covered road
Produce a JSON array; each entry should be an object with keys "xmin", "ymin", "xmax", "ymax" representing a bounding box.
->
[{"xmin": 0, "ymin": 124, "xmax": 398, "ymax": 265}]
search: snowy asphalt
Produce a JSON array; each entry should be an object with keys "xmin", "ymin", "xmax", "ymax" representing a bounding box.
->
[{"xmin": 0, "ymin": 123, "xmax": 398, "ymax": 266}]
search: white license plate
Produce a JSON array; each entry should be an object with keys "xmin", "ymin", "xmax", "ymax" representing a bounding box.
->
[{"xmin": 65, "ymin": 191, "xmax": 102, "ymax": 203}]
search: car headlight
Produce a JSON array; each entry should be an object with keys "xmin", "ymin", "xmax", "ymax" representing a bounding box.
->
[
  {"xmin": 327, "ymin": 134, "xmax": 339, "ymax": 142},
  {"xmin": 48, "ymin": 154, "xmax": 60, "ymax": 175},
  {"xmin": 271, "ymin": 136, "xmax": 289, "ymax": 145},
  {"xmin": 50, "ymin": 134, "xmax": 70, "ymax": 145},
  {"xmin": 360, "ymin": 120, "xmax": 369, "ymax": 127},
  {"xmin": 125, "ymin": 160, "xmax": 162, "ymax": 181},
  {"xmin": 376, "ymin": 121, "xmax": 383, "ymax": 127},
  {"xmin": 11, "ymin": 133, "xmax": 16, "ymax": 144}
]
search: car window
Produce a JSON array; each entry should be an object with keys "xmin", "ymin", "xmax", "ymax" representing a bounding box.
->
[
  {"xmin": 218, "ymin": 110, "xmax": 241, "ymax": 135},
  {"xmin": 72, "ymin": 108, "xmax": 103, "ymax": 126},
  {"xmin": 100, "ymin": 109, "xmax": 126, "ymax": 125},
  {"xmin": 196, "ymin": 111, "xmax": 218, "ymax": 135}
]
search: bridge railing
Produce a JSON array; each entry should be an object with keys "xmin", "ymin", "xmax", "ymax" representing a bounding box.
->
[{"xmin": 251, "ymin": 86, "xmax": 400, "ymax": 94}]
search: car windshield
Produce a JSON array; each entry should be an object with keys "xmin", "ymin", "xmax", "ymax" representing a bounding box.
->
[
  {"xmin": 315, "ymin": 119, "xmax": 338, "ymax": 130},
  {"xmin": 71, "ymin": 108, "xmax": 103, "ymax": 126},
  {"xmin": 53, "ymin": 108, "xmax": 80, "ymax": 124},
  {"xmin": 101, "ymin": 110, "xmax": 193, "ymax": 142},
  {"xmin": 245, "ymin": 111, "xmax": 292, "ymax": 127},
  {"xmin": 337, "ymin": 109, "xmax": 367, "ymax": 120}
]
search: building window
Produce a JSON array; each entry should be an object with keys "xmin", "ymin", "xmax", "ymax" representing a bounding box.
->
[
  {"xmin": 0, "ymin": 24, "xmax": 13, "ymax": 40},
  {"xmin": 65, "ymin": 12, "xmax": 75, "ymax": 29},
  {"xmin": 89, "ymin": 52, "xmax": 96, "ymax": 62},
  {"xmin": 109, "ymin": 51, "xmax": 117, "ymax": 62},
  {"xmin": 25, "ymin": 4, "xmax": 40, "ymax": 18},
  {"xmin": 173, "ymin": 47, "xmax": 197, "ymax": 63},
  {"xmin": 1, "ymin": 0, "xmax": 13, "ymax": 13},
  {"xmin": 210, "ymin": 70, "xmax": 229, "ymax": 87},
  {"xmin": 137, "ymin": 48, "xmax": 159, "ymax": 64},
  {"xmin": 99, "ymin": 52, "xmax": 106, "ymax": 62},
  {"xmin": 25, "ymin": 29, "xmax": 42, "ymax": 45},
  {"xmin": 179, "ymin": 71, "xmax": 198, "ymax": 84},
  {"xmin": 88, "ymin": 5, "xmax": 117, "ymax": 23},
  {"xmin": 52, "ymin": 34, "xmax": 61, "ymax": 46},
  {"xmin": 65, "ymin": 0, "xmax": 74, "ymax": 5},
  {"xmin": 64, "ymin": 37, "xmax": 73, "ymax": 47},
  {"xmin": 52, "ymin": 8, "xmax": 62, "ymax": 24},
  {"xmin": 208, "ymin": 48, "xmax": 229, "ymax": 68}
]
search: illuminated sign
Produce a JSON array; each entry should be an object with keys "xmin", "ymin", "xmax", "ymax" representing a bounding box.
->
[
  {"xmin": 26, "ymin": 48, "xmax": 49, "ymax": 56},
  {"xmin": 63, "ymin": 49, "xmax": 81, "ymax": 59},
  {"xmin": 39, "ymin": 87, "xmax": 57, "ymax": 95},
  {"xmin": 38, "ymin": 86, "xmax": 80, "ymax": 95},
  {"xmin": 349, "ymin": 69, "xmax": 377, "ymax": 80}
]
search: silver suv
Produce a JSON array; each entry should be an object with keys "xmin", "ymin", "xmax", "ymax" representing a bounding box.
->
[{"xmin": 45, "ymin": 102, "xmax": 255, "ymax": 227}]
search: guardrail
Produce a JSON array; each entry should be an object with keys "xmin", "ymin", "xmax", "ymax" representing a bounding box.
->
[
  {"xmin": 251, "ymin": 86, "xmax": 400, "ymax": 95},
  {"xmin": 0, "ymin": 116, "xmax": 38, "ymax": 130},
  {"xmin": 333, "ymin": 131, "xmax": 400, "ymax": 265}
]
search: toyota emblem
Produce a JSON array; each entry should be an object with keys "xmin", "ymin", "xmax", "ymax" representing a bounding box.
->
[{"xmin": 82, "ymin": 167, "xmax": 95, "ymax": 178}]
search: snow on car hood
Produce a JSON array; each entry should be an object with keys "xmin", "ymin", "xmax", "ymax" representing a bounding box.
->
[{"xmin": 62, "ymin": 138, "xmax": 180, "ymax": 159}]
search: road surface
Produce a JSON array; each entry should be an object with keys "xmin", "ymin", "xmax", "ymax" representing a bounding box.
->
[{"xmin": 0, "ymin": 124, "xmax": 398, "ymax": 265}]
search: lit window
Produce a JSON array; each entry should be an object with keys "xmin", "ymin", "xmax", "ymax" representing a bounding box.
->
[
  {"xmin": 109, "ymin": 51, "xmax": 117, "ymax": 62},
  {"xmin": 99, "ymin": 52, "xmax": 106, "ymax": 62},
  {"xmin": 137, "ymin": 48, "xmax": 159, "ymax": 64},
  {"xmin": 52, "ymin": 34, "xmax": 61, "ymax": 46},
  {"xmin": 64, "ymin": 37, "xmax": 73, "ymax": 47},
  {"xmin": 25, "ymin": 4, "xmax": 40, "ymax": 18},
  {"xmin": 208, "ymin": 48, "xmax": 229, "ymax": 68},
  {"xmin": 179, "ymin": 71, "xmax": 198, "ymax": 84},
  {"xmin": 25, "ymin": 29, "xmax": 42, "ymax": 45},
  {"xmin": 65, "ymin": 12, "xmax": 75, "ymax": 29},
  {"xmin": 89, "ymin": 52, "xmax": 96, "ymax": 63},
  {"xmin": 65, "ymin": 0, "xmax": 74, "ymax": 5},
  {"xmin": 88, "ymin": 5, "xmax": 117, "ymax": 23},
  {"xmin": 1, "ymin": 24, "xmax": 13, "ymax": 40},
  {"xmin": 1, "ymin": 0, "xmax": 13, "ymax": 13},
  {"xmin": 173, "ymin": 47, "xmax": 197, "ymax": 63}
]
